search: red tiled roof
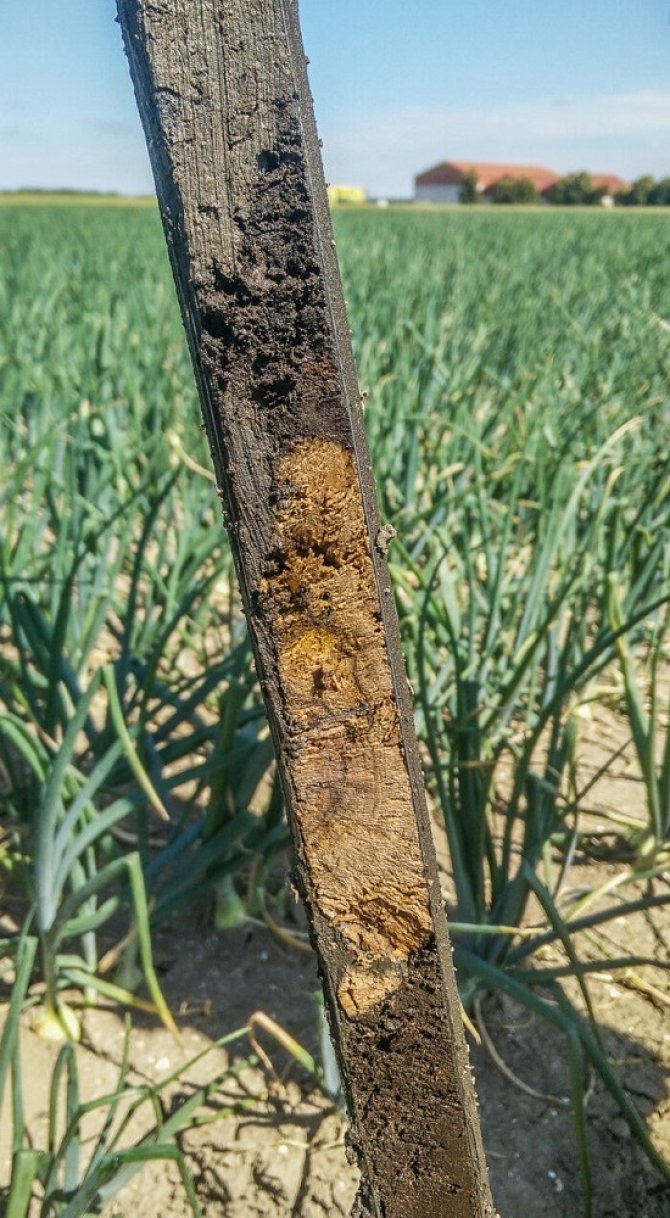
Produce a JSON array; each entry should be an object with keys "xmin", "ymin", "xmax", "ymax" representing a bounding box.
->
[
  {"xmin": 590, "ymin": 173, "xmax": 629, "ymax": 195},
  {"xmin": 415, "ymin": 161, "xmax": 559, "ymax": 192}
]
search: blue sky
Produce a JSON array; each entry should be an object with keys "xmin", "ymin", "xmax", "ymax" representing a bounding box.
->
[{"xmin": 1, "ymin": 1, "xmax": 669, "ymax": 197}]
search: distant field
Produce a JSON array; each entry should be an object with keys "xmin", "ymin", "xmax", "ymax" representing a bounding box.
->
[{"xmin": 0, "ymin": 191, "xmax": 156, "ymax": 207}]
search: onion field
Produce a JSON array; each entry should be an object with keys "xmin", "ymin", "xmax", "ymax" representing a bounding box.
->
[{"xmin": 1, "ymin": 202, "xmax": 670, "ymax": 1217}]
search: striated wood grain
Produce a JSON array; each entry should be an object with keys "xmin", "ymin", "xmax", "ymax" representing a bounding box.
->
[{"xmin": 116, "ymin": 2, "xmax": 496, "ymax": 1214}]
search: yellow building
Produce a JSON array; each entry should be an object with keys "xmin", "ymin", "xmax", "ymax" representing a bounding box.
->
[{"xmin": 327, "ymin": 184, "xmax": 367, "ymax": 206}]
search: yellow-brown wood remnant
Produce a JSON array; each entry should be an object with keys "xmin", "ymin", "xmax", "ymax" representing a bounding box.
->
[{"xmin": 261, "ymin": 438, "xmax": 432, "ymax": 1018}]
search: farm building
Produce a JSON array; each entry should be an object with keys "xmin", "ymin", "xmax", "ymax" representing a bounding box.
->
[
  {"xmin": 414, "ymin": 161, "xmax": 628, "ymax": 204},
  {"xmin": 590, "ymin": 172, "xmax": 629, "ymax": 200},
  {"xmin": 415, "ymin": 162, "xmax": 558, "ymax": 204}
]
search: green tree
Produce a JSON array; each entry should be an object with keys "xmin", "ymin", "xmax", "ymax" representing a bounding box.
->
[
  {"xmin": 547, "ymin": 172, "xmax": 604, "ymax": 205},
  {"xmin": 489, "ymin": 175, "xmax": 538, "ymax": 205},
  {"xmin": 648, "ymin": 177, "xmax": 670, "ymax": 206},
  {"xmin": 458, "ymin": 170, "xmax": 480, "ymax": 204},
  {"xmin": 617, "ymin": 175, "xmax": 655, "ymax": 206}
]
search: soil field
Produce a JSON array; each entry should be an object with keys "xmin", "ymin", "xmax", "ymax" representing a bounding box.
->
[
  {"xmin": 2, "ymin": 701, "xmax": 669, "ymax": 1217},
  {"xmin": 2, "ymin": 854, "xmax": 668, "ymax": 1218}
]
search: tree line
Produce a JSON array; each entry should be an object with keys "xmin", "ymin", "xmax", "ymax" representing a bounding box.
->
[{"xmin": 458, "ymin": 170, "xmax": 670, "ymax": 206}]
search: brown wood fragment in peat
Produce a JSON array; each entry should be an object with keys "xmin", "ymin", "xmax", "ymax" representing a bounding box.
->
[{"xmin": 116, "ymin": 2, "xmax": 497, "ymax": 1214}]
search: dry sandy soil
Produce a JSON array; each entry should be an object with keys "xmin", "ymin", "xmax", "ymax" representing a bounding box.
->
[{"xmin": 1, "ymin": 702, "xmax": 670, "ymax": 1217}]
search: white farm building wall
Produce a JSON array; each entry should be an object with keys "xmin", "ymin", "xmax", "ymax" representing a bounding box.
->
[{"xmin": 415, "ymin": 184, "xmax": 461, "ymax": 204}]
